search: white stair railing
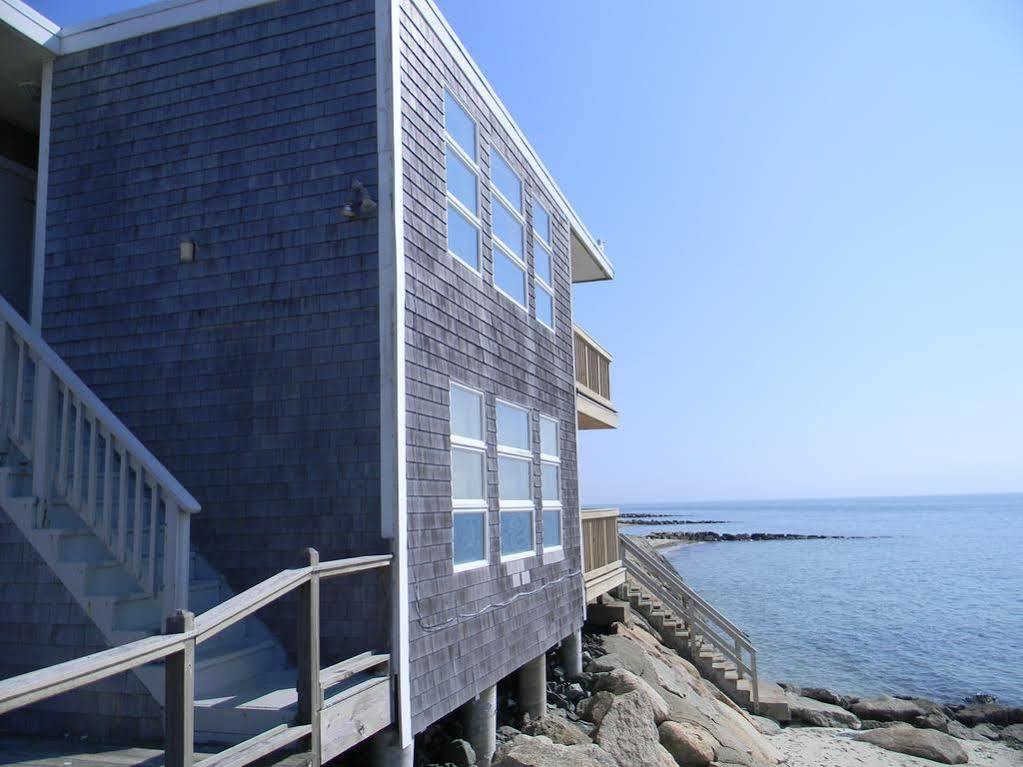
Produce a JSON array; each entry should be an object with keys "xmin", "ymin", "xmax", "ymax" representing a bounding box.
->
[{"xmin": 0, "ymin": 296, "xmax": 200, "ymax": 620}]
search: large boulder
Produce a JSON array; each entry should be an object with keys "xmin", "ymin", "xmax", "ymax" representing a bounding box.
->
[
  {"xmin": 657, "ymin": 721, "xmax": 717, "ymax": 766},
  {"xmin": 594, "ymin": 691, "xmax": 677, "ymax": 767},
  {"xmin": 521, "ymin": 716, "xmax": 591, "ymax": 746},
  {"xmin": 799, "ymin": 686, "xmax": 858, "ymax": 709},
  {"xmin": 1002, "ymin": 723, "xmax": 1023, "ymax": 750},
  {"xmin": 444, "ymin": 739, "xmax": 476, "ymax": 767},
  {"xmin": 946, "ymin": 721, "xmax": 989, "ymax": 742},
  {"xmin": 854, "ymin": 727, "xmax": 969, "ymax": 764},
  {"xmin": 915, "ymin": 711, "xmax": 954, "ymax": 733},
  {"xmin": 578, "ymin": 691, "xmax": 616, "ymax": 726},
  {"xmin": 594, "ymin": 668, "xmax": 671, "ymax": 724},
  {"xmin": 954, "ymin": 704, "xmax": 1023, "ymax": 727},
  {"xmin": 851, "ymin": 695, "xmax": 927, "ymax": 723},
  {"xmin": 492, "ymin": 734, "xmax": 618, "ymax": 767},
  {"xmin": 786, "ymin": 693, "xmax": 861, "ymax": 729},
  {"xmin": 971, "ymin": 723, "xmax": 1001, "ymax": 741}
]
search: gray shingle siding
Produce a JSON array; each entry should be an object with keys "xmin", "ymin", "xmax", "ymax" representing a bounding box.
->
[
  {"xmin": 40, "ymin": 0, "xmax": 387, "ymax": 687},
  {"xmin": 398, "ymin": 0, "xmax": 585, "ymax": 734},
  {"xmin": 0, "ymin": 515, "xmax": 163, "ymax": 741}
]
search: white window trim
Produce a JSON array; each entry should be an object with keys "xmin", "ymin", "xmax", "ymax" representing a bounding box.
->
[
  {"xmin": 496, "ymin": 399, "xmax": 536, "ymax": 561},
  {"xmin": 491, "ymin": 148, "xmax": 525, "ymax": 216},
  {"xmin": 489, "ymin": 149, "xmax": 529, "ymax": 312},
  {"xmin": 450, "ymin": 382, "xmax": 488, "ymax": 571},
  {"xmin": 539, "ymin": 414, "xmax": 562, "ymax": 551},
  {"xmin": 443, "ymin": 89, "xmax": 483, "ymax": 276}
]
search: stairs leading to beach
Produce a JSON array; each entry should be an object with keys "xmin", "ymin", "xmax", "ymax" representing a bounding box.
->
[{"xmin": 618, "ymin": 535, "xmax": 791, "ymax": 721}]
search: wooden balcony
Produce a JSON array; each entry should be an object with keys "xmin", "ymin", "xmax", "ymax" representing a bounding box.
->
[
  {"xmin": 574, "ymin": 326, "xmax": 619, "ymax": 430},
  {"xmin": 581, "ymin": 507, "xmax": 626, "ymax": 602}
]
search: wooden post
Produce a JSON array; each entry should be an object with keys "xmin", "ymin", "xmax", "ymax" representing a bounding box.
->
[
  {"xmin": 31, "ymin": 362, "xmax": 54, "ymax": 506},
  {"xmin": 162, "ymin": 499, "xmax": 190, "ymax": 620},
  {"xmin": 297, "ymin": 548, "xmax": 321, "ymax": 766},
  {"xmin": 164, "ymin": 610, "xmax": 195, "ymax": 767}
]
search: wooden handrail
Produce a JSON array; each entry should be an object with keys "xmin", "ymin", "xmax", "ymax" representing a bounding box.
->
[
  {"xmin": 0, "ymin": 552, "xmax": 392, "ymax": 718},
  {"xmin": 621, "ymin": 535, "xmax": 752, "ymax": 647}
]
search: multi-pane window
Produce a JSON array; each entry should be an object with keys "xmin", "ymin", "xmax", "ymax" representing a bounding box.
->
[
  {"xmin": 533, "ymin": 201, "xmax": 555, "ymax": 329},
  {"xmin": 539, "ymin": 415, "xmax": 562, "ymax": 549},
  {"xmin": 450, "ymin": 384, "xmax": 487, "ymax": 569},
  {"xmin": 445, "ymin": 91, "xmax": 481, "ymax": 271},
  {"xmin": 491, "ymin": 150, "xmax": 527, "ymax": 309},
  {"xmin": 496, "ymin": 400, "xmax": 534, "ymax": 558}
]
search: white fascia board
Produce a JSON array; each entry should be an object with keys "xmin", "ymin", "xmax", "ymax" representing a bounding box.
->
[
  {"xmin": 58, "ymin": 0, "xmax": 279, "ymax": 54},
  {"xmin": 1, "ymin": 0, "xmax": 60, "ymax": 52},
  {"xmin": 414, "ymin": 0, "xmax": 614, "ymax": 281}
]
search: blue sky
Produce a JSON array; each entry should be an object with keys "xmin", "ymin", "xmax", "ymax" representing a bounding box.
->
[{"xmin": 36, "ymin": 1, "xmax": 1023, "ymax": 503}]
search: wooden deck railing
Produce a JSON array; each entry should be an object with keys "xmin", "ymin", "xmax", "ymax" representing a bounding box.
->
[
  {"xmin": 574, "ymin": 326, "xmax": 612, "ymax": 403},
  {"xmin": 581, "ymin": 508, "xmax": 626, "ymax": 600},
  {"xmin": 0, "ymin": 295, "xmax": 200, "ymax": 618},
  {"xmin": 0, "ymin": 551, "xmax": 391, "ymax": 767}
]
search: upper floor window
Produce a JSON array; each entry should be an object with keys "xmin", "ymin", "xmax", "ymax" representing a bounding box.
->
[
  {"xmin": 539, "ymin": 415, "xmax": 562, "ymax": 550},
  {"xmin": 496, "ymin": 400, "xmax": 534, "ymax": 559},
  {"xmin": 491, "ymin": 150, "xmax": 527, "ymax": 310},
  {"xmin": 533, "ymin": 201, "xmax": 555, "ymax": 330},
  {"xmin": 444, "ymin": 91, "xmax": 481, "ymax": 272},
  {"xmin": 450, "ymin": 383, "xmax": 487, "ymax": 570}
]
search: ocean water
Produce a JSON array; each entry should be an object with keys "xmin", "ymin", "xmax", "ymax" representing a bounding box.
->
[{"xmin": 619, "ymin": 494, "xmax": 1023, "ymax": 705}]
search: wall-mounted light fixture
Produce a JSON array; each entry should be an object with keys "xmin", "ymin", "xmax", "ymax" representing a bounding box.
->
[
  {"xmin": 179, "ymin": 239, "xmax": 197, "ymax": 263},
  {"xmin": 340, "ymin": 180, "xmax": 377, "ymax": 221}
]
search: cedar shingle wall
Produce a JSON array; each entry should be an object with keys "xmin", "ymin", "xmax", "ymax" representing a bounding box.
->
[
  {"xmin": 399, "ymin": 0, "xmax": 585, "ymax": 733},
  {"xmin": 38, "ymin": 0, "xmax": 387, "ymax": 682}
]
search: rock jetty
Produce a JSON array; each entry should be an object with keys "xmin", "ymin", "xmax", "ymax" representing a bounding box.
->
[
  {"xmin": 646, "ymin": 531, "xmax": 876, "ymax": 543},
  {"xmin": 620, "ymin": 518, "xmax": 731, "ymax": 526}
]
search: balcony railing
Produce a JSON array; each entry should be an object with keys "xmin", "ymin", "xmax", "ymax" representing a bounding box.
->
[
  {"xmin": 580, "ymin": 507, "xmax": 626, "ymax": 601},
  {"xmin": 574, "ymin": 326, "xmax": 618, "ymax": 430}
]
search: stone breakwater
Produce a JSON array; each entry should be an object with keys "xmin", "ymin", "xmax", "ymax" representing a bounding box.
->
[
  {"xmin": 620, "ymin": 518, "xmax": 732, "ymax": 526},
  {"xmin": 646, "ymin": 530, "xmax": 881, "ymax": 543}
]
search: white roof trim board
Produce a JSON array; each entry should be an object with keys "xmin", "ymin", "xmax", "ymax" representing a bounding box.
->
[
  {"xmin": 1, "ymin": 0, "xmax": 60, "ymax": 51},
  {"xmin": 4, "ymin": 0, "xmax": 613, "ymax": 281}
]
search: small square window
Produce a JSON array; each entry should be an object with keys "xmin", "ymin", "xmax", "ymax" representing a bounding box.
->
[
  {"xmin": 532, "ymin": 201, "xmax": 551, "ymax": 244},
  {"xmin": 492, "ymin": 197, "xmax": 524, "ymax": 257},
  {"xmin": 448, "ymin": 204, "xmax": 480, "ymax": 270},
  {"xmin": 496, "ymin": 401, "xmax": 529, "ymax": 452},
  {"xmin": 445, "ymin": 90, "xmax": 476, "ymax": 160},
  {"xmin": 494, "ymin": 248, "xmax": 526, "ymax": 307},
  {"xmin": 446, "ymin": 145, "xmax": 478, "ymax": 214},
  {"xmin": 498, "ymin": 456, "xmax": 531, "ymax": 502},
  {"xmin": 491, "ymin": 149, "xmax": 522, "ymax": 211},
  {"xmin": 543, "ymin": 508, "xmax": 562, "ymax": 549},
  {"xmin": 541, "ymin": 463, "xmax": 560, "ymax": 503},
  {"xmin": 539, "ymin": 417, "xmax": 559, "ymax": 459},
  {"xmin": 501, "ymin": 510, "xmax": 534, "ymax": 556},
  {"xmin": 454, "ymin": 511, "xmax": 486, "ymax": 565},
  {"xmin": 452, "ymin": 448, "xmax": 485, "ymax": 501},
  {"xmin": 451, "ymin": 384, "xmax": 483, "ymax": 442},
  {"xmin": 535, "ymin": 285, "xmax": 554, "ymax": 328}
]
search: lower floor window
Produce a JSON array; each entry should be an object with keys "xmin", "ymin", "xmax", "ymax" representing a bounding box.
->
[
  {"xmin": 500, "ymin": 509, "xmax": 534, "ymax": 557},
  {"xmin": 454, "ymin": 510, "xmax": 486, "ymax": 565},
  {"xmin": 543, "ymin": 508, "xmax": 562, "ymax": 549}
]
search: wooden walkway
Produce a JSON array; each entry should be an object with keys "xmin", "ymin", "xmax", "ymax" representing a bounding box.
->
[{"xmin": 0, "ymin": 737, "xmax": 312, "ymax": 767}]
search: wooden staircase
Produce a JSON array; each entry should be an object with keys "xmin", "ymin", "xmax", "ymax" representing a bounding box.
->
[
  {"xmin": 0, "ymin": 296, "xmax": 395, "ymax": 761},
  {"xmin": 618, "ymin": 535, "xmax": 791, "ymax": 721}
]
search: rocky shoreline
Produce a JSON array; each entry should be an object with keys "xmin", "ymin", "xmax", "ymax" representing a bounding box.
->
[{"xmin": 417, "ymin": 606, "xmax": 1020, "ymax": 767}]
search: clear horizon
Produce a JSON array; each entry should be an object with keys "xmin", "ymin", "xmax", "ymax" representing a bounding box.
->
[{"xmin": 33, "ymin": 0, "xmax": 1023, "ymax": 505}]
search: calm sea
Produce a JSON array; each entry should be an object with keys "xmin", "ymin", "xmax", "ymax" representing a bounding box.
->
[{"xmin": 618, "ymin": 494, "xmax": 1023, "ymax": 706}]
